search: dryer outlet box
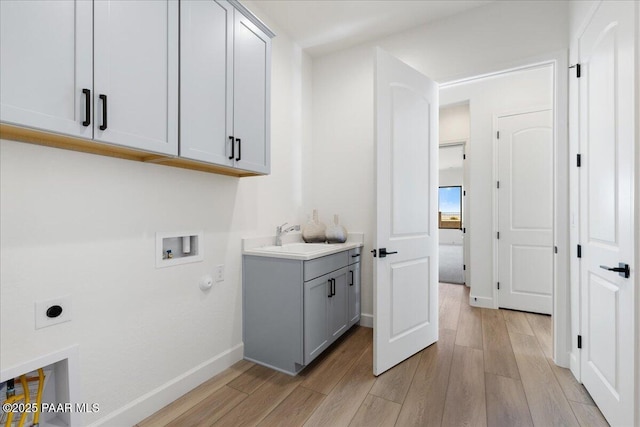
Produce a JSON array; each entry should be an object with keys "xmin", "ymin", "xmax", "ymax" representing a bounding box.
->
[{"xmin": 35, "ymin": 296, "xmax": 72, "ymax": 329}]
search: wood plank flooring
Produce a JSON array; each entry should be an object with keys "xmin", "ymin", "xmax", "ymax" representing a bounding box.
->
[{"xmin": 138, "ymin": 283, "xmax": 608, "ymax": 427}]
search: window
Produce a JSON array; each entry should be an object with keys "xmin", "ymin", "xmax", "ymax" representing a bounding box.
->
[{"xmin": 439, "ymin": 186, "xmax": 462, "ymax": 229}]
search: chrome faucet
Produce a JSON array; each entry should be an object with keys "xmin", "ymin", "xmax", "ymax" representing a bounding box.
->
[{"xmin": 276, "ymin": 222, "xmax": 300, "ymax": 246}]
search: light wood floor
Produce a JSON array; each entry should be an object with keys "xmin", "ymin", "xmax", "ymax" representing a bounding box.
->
[{"xmin": 139, "ymin": 283, "xmax": 609, "ymax": 427}]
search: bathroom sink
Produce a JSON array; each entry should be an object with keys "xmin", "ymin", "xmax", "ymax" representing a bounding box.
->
[{"xmin": 242, "ymin": 234, "xmax": 364, "ymax": 260}]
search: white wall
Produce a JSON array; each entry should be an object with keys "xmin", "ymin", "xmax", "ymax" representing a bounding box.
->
[
  {"xmin": 440, "ymin": 103, "xmax": 470, "ymax": 143},
  {"xmin": 311, "ymin": 1, "xmax": 567, "ymax": 316},
  {"xmin": 0, "ymin": 17, "xmax": 312, "ymax": 426}
]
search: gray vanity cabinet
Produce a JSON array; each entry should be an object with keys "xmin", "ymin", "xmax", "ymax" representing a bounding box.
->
[
  {"xmin": 243, "ymin": 248, "xmax": 360, "ymax": 375},
  {"xmin": 348, "ymin": 248, "xmax": 361, "ymax": 327}
]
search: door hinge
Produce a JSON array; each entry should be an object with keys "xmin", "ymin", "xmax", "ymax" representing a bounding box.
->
[
  {"xmin": 577, "ymin": 153, "xmax": 582, "ymax": 167},
  {"xmin": 497, "ymin": 181, "xmax": 500, "ymax": 189},
  {"xmin": 463, "ymin": 154, "xmax": 466, "ymax": 160},
  {"xmin": 577, "ymin": 245, "xmax": 582, "ymax": 258},
  {"xmin": 554, "ymin": 246, "xmax": 558, "ymax": 254},
  {"xmin": 577, "ymin": 335, "xmax": 582, "ymax": 349},
  {"xmin": 497, "ymin": 131, "xmax": 500, "ymax": 139},
  {"xmin": 463, "ymin": 264, "xmax": 466, "ymax": 271},
  {"xmin": 463, "ymin": 227, "xmax": 466, "ymax": 234},
  {"xmin": 570, "ymin": 63, "xmax": 581, "ymax": 78},
  {"xmin": 497, "ymin": 282, "xmax": 500, "ymax": 290},
  {"xmin": 463, "ymin": 190, "xmax": 466, "ymax": 196},
  {"xmin": 497, "ymin": 232, "xmax": 500, "ymax": 239}
]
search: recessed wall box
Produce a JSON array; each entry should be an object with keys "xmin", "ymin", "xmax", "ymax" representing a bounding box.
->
[{"xmin": 156, "ymin": 231, "xmax": 204, "ymax": 268}]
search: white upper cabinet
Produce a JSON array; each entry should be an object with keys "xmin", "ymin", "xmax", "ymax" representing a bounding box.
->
[
  {"xmin": 0, "ymin": 0, "xmax": 93, "ymax": 139},
  {"xmin": 232, "ymin": 12, "xmax": 271, "ymax": 174},
  {"xmin": 180, "ymin": 0, "xmax": 234, "ymax": 166},
  {"xmin": 180, "ymin": 0, "xmax": 273, "ymax": 174},
  {"xmin": 94, "ymin": 0, "xmax": 178, "ymax": 155}
]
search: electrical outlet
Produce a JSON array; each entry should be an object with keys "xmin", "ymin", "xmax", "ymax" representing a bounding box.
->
[
  {"xmin": 35, "ymin": 296, "xmax": 72, "ymax": 330},
  {"xmin": 215, "ymin": 265, "xmax": 224, "ymax": 282}
]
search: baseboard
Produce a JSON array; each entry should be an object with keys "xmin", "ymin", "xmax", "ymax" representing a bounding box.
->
[
  {"xmin": 359, "ymin": 313, "xmax": 373, "ymax": 328},
  {"xmin": 88, "ymin": 343, "xmax": 244, "ymax": 427},
  {"xmin": 469, "ymin": 295, "xmax": 494, "ymax": 309}
]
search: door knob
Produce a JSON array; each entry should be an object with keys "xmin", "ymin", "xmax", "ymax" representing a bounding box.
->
[
  {"xmin": 599, "ymin": 263, "xmax": 630, "ymax": 279},
  {"xmin": 379, "ymin": 248, "xmax": 398, "ymax": 258}
]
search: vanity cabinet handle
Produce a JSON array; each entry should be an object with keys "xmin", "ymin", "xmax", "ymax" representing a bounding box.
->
[
  {"xmin": 328, "ymin": 279, "xmax": 332, "ymax": 298},
  {"xmin": 236, "ymin": 138, "xmax": 241, "ymax": 161},
  {"xmin": 350, "ymin": 270, "xmax": 354, "ymax": 286}
]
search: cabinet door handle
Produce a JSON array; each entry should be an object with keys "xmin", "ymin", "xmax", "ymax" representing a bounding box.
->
[
  {"xmin": 236, "ymin": 138, "xmax": 241, "ymax": 161},
  {"xmin": 228, "ymin": 136, "xmax": 235, "ymax": 160},
  {"xmin": 332, "ymin": 278, "xmax": 336, "ymax": 296},
  {"xmin": 350, "ymin": 270, "xmax": 354, "ymax": 286},
  {"xmin": 82, "ymin": 89, "xmax": 91, "ymax": 127},
  {"xmin": 328, "ymin": 279, "xmax": 332, "ymax": 298},
  {"xmin": 99, "ymin": 94, "xmax": 107, "ymax": 131}
]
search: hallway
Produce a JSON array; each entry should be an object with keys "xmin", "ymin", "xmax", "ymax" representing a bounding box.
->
[{"xmin": 140, "ymin": 283, "xmax": 608, "ymax": 426}]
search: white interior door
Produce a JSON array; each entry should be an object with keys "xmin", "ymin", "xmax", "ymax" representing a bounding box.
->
[
  {"xmin": 497, "ymin": 110, "xmax": 553, "ymax": 314},
  {"xmin": 578, "ymin": 2, "xmax": 636, "ymax": 425},
  {"xmin": 374, "ymin": 48, "xmax": 438, "ymax": 376}
]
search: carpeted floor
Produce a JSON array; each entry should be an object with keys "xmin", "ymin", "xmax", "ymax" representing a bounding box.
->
[{"xmin": 439, "ymin": 244, "xmax": 464, "ymax": 284}]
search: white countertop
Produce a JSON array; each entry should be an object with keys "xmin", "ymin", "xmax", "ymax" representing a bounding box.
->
[{"xmin": 242, "ymin": 232, "xmax": 364, "ymax": 260}]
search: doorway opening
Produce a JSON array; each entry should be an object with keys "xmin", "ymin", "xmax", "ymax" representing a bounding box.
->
[{"xmin": 439, "ymin": 103, "xmax": 469, "ymax": 286}]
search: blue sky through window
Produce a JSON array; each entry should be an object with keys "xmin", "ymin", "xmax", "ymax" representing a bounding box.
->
[{"xmin": 439, "ymin": 186, "xmax": 461, "ymax": 214}]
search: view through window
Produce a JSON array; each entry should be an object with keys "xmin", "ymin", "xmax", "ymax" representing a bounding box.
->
[{"xmin": 439, "ymin": 186, "xmax": 462, "ymax": 229}]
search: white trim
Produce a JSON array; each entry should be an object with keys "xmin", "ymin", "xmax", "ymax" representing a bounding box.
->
[
  {"xmin": 88, "ymin": 343, "xmax": 244, "ymax": 427},
  {"xmin": 359, "ymin": 313, "xmax": 373, "ymax": 328},
  {"xmin": 468, "ymin": 295, "xmax": 494, "ymax": 309}
]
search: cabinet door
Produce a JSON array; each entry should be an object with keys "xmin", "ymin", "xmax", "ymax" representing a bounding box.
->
[
  {"xmin": 232, "ymin": 11, "xmax": 270, "ymax": 174},
  {"xmin": 93, "ymin": 0, "xmax": 178, "ymax": 155},
  {"xmin": 304, "ymin": 274, "xmax": 331, "ymax": 365},
  {"xmin": 180, "ymin": 0, "xmax": 234, "ymax": 165},
  {"xmin": 0, "ymin": 0, "xmax": 92, "ymax": 138},
  {"xmin": 348, "ymin": 262, "xmax": 361, "ymax": 327},
  {"xmin": 328, "ymin": 267, "xmax": 349, "ymax": 342}
]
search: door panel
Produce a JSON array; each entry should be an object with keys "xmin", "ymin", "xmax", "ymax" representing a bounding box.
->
[
  {"xmin": 328, "ymin": 268, "xmax": 349, "ymax": 341},
  {"xmin": 391, "ymin": 86, "xmax": 431, "ymax": 235},
  {"xmin": 579, "ymin": 2, "xmax": 635, "ymax": 425},
  {"xmin": 93, "ymin": 0, "xmax": 178, "ymax": 154},
  {"xmin": 390, "ymin": 259, "xmax": 430, "ymax": 338},
  {"xmin": 233, "ymin": 12, "xmax": 270, "ymax": 173},
  {"xmin": 180, "ymin": 0, "xmax": 233, "ymax": 165},
  {"xmin": 374, "ymin": 48, "xmax": 438, "ymax": 376},
  {"xmin": 497, "ymin": 110, "xmax": 553, "ymax": 314},
  {"xmin": 304, "ymin": 274, "xmax": 330, "ymax": 365},
  {"xmin": 0, "ymin": 0, "xmax": 92, "ymax": 138}
]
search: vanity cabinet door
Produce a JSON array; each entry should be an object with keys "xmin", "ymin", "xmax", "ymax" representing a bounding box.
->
[
  {"xmin": 328, "ymin": 267, "xmax": 349, "ymax": 341},
  {"xmin": 304, "ymin": 274, "xmax": 331, "ymax": 365}
]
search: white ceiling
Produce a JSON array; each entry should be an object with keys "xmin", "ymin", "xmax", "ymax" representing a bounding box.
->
[{"xmin": 248, "ymin": 0, "xmax": 495, "ymax": 57}]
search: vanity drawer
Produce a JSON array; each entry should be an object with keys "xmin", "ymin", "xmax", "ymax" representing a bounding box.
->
[
  {"xmin": 304, "ymin": 251, "xmax": 349, "ymax": 281},
  {"xmin": 348, "ymin": 247, "xmax": 361, "ymax": 265}
]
